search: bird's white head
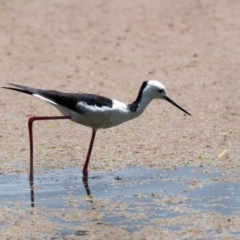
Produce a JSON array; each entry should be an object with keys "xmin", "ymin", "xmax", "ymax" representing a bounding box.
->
[
  {"xmin": 144, "ymin": 80, "xmax": 167, "ymax": 100},
  {"xmin": 142, "ymin": 80, "xmax": 191, "ymax": 116}
]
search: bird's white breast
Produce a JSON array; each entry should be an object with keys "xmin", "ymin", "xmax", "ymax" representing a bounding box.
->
[{"xmin": 55, "ymin": 99, "xmax": 138, "ymax": 130}]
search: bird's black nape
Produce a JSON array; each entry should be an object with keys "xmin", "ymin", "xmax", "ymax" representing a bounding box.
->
[{"xmin": 127, "ymin": 81, "xmax": 148, "ymax": 112}]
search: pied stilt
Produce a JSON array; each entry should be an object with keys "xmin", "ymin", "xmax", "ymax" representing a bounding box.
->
[{"xmin": 2, "ymin": 80, "xmax": 191, "ymax": 179}]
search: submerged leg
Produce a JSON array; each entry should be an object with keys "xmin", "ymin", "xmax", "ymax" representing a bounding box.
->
[
  {"xmin": 28, "ymin": 115, "xmax": 71, "ymax": 180},
  {"xmin": 29, "ymin": 179, "xmax": 35, "ymax": 208},
  {"xmin": 82, "ymin": 176, "xmax": 91, "ymax": 196},
  {"xmin": 82, "ymin": 130, "xmax": 97, "ymax": 177}
]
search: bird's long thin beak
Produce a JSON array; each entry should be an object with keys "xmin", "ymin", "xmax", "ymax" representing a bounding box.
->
[{"xmin": 165, "ymin": 96, "xmax": 191, "ymax": 116}]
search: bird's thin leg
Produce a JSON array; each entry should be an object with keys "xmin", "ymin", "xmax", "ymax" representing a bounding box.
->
[
  {"xmin": 82, "ymin": 130, "xmax": 97, "ymax": 177},
  {"xmin": 28, "ymin": 115, "xmax": 71, "ymax": 180}
]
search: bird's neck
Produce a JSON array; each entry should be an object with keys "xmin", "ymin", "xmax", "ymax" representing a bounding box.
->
[{"xmin": 128, "ymin": 94, "xmax": 153, "ymax": 114}]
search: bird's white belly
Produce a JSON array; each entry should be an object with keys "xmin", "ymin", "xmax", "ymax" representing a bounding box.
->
[
  {"xmin": 75, "ymin": 112, "xmax": 125, "ymax": 129},
  {"xmin": 55, "ymin": 103, "xmax": 137, "ymax": 130}
]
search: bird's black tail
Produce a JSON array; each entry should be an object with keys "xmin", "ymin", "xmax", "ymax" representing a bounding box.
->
[{"xmin": 1, "ymin": 83, "xmax": 37, "ymax": 95}]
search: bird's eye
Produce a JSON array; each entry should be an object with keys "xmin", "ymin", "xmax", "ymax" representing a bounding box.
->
[{"xmin": 159, "ymin": 89, "xmax": 164, "ymax": 93}]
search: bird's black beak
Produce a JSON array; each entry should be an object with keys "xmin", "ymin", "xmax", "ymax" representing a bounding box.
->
[{"xmin": 165, "ymin": 96, "xmax": 191, "ymax": 116}]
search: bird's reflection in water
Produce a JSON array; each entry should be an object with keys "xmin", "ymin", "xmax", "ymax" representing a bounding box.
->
[
  {"xmin": 29, "ymin": 180, "xmax": 35, "ymax": 208},
  {"xmin": 28, "ymin": 176, "xmax": 92, "ymax": 208},
  {"xmin": 82, "ymin": 176, "xmax": 91, "ymax": 196}
]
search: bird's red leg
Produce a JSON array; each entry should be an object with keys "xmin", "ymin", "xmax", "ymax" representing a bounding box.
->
[
  {"xmin": 82, "ymin": 130, "xmax": 97, "ymax": 178},
  {"xmin": 28, "ymin": 115, "xmax": 71, "ymax": 180}
]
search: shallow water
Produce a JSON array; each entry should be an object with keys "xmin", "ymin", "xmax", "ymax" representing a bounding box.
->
[{"xmin": 1, "ymin": 166, "xmax": 240, "ymax": 236}]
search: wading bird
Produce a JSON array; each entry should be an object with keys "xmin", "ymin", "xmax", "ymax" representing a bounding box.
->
[{"xmin": 2, "ymin": 80, "xmax": 191, "ymax": 179}]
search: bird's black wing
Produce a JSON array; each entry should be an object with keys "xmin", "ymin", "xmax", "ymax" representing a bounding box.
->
[{"xmin": 2, "ymin": 83, "xmax": 113, "ymax": 113}]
